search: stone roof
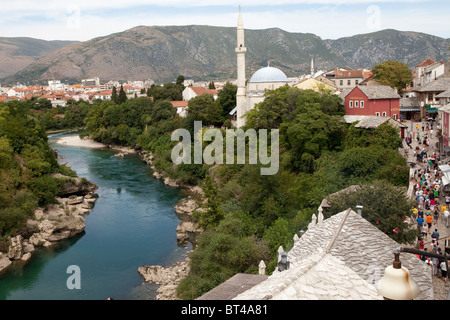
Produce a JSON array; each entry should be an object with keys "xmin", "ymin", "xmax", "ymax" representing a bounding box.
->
[
  {"xmin": 357, "ymin": 85, "xmax": 401, "ymax": 100},
  {"xmin": 343, "ymin": 115, "xmax": 408, "ymax": 129},
  {"xmin": 233, "ymin": 209, "xmax": 434, "ymax": 300},
  {"xmin": 436, "ymin": 90, "xmax": 450, "ymax": 98},
  {"xmin": 414, "ymin": 78, "xmax": 450, "ymax": 93},
  {"xmin": 197, "ymin": 274, "xmax": 269, "ymax": 300},
  {"xmin": 400, "ymin": 97, "xmax": 420, "ymax": 108}
]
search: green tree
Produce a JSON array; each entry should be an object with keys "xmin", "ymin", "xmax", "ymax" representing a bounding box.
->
[
  {"xmin": 186, "ymin": 94, "xmax": 223, "ymax": 126},
  {"xmin": 111, "ymin": 86, "xmax": 118, "ymax": 104},
  {"xmin": 118, "ymin": 85, "xmax": 128, "ymax": 104},
  {"xmin": 326, "ymin": 181, "xmax": 417, "ymax": 244},
  {"xmin": 372, "ymin": 60, "xmax": 413, "ymax": 93},
  {"xmin": 195, "ymin": 175, "xmax": 224, "ymax": 229},
  {"xmin": 216, "ymin": 82, "xmax": 237, "ymax": 119}
]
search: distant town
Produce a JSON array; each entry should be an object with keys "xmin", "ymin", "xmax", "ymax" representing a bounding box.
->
[{"xmin": 2, "ymin": 58, "xmax": 449, "ymax": 126}]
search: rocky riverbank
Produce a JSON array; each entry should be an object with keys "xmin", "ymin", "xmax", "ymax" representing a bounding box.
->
[
  {"xmin": 0, "ymin": 175, "xmax": 98, "ymax": 274},
  {"xmin": 138, "ymin": 149, "xmax": 205, "ymax": 245},
  {"xmin": 138, "ymin": 253, "xmax": 192, "ymax": 300},
  {"xmin": 137, "ymin": 149, "xmax": 206, "ymax": 299}
]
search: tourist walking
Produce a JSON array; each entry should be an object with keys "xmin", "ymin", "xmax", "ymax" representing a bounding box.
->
[
  {"xmin": 441, "ymin": 261, "xmax": 448, "ymax": 282},
  {"xmin": 444, "ymin": 210, "xmax": 449, "ymax": 228}
]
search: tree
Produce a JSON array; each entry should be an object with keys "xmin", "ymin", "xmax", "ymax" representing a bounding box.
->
[
  {"xmin": 216, "ymin": 82, "xmax": 237, "ymax": 119},
  {"xmin": 118, "ymin": 85, "xmax": 128, "ymax": 104},
  {"xmin": 186, "ymin": 94, "xmax": 223, "ymax": 126},
  {"xmin": 326, "ymin": 181, "xmax": 417, "ymax": 244},
  {"xmin": 372, "ymin": 60, "xmax": 413, "ymax": 93},
  {"xmin": 111, "ymin": 86, "xmax": 118, "ymax": 104}
]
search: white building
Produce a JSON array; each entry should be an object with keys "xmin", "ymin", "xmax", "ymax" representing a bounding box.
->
[{"xmin": 235, "ymin": 8, "xmax": 290, "ymax": 127}]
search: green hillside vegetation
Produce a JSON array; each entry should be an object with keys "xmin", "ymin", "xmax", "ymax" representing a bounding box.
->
[
  {"xmin": 81, "ymin": 83, "xmax": 415, "ymax": 299},
  {"xmin": 0, "ymin": 100, "xmax": 79, "ymax": 247}
]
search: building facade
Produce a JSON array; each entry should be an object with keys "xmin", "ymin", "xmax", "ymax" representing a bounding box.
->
[{"xmin": 343, "ymin": 85, "xmax": 401, "ymax": 119}]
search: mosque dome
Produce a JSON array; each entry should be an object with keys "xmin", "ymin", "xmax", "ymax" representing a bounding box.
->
[{"xmin": 249, "ymin": 66, "xmax": 288, "ymax": 83}]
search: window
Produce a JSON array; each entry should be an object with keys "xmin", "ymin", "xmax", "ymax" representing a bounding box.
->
[
  {"xmin": 347, "ymin": 80, "xmax": 351, "ymax": 86},
  {"xmin": 376, "ymin": 112, "xmax": 380, "ymax": 116},
  {"xmin": 340, "ymin": 80, "xmax": 344, "ymax": 86},
  {"xmin": 393, "ymin": 114, "xmax": 398, "ymax": 120},
  {"xmin": 360, "ymin": 101, "xmax": 364, "ymax": 108},
  {"xmin": 355, "ymin": 80, "xmax": 359, "ymax": 85},
  {"xmin": 355, "ymin": 101, "xmax": 359, "ymax": 108},
  {"xmin": 349, "ymin": 101, "xmax": 353, "ymax": 108},
  {"xmin": 382, "ymin": 112, "xmax": 387, "ymax": 117}
]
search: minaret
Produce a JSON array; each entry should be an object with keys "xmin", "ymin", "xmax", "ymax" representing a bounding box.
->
[
  {"xmin": 236, "ymin": 6, "xmax": 247, "ymax": 128},
  {"xmin": 311, "ymin": 58, "xmax": 315, "ymax": 77}
]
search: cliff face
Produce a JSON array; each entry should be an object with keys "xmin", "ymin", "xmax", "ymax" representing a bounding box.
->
[{"xmin": 1, "ymin": 26, "xmax": 449, "ymax": 85}]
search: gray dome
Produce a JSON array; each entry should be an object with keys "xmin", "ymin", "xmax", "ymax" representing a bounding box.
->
[{"xmin": 249, "ymin": 66, "xmax": 288, "ymax": 83}]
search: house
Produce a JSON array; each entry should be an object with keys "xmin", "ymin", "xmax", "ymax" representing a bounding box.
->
[
  {"xmin": 438, "ymin": 104, "xmax": 450, "ymax": 149},
  {"xmin": 294, "ymin": 78, "xmax": 338, "ymax": 93},
  {"xmin": 93, "ymin": 90, "xmax": 112, "ymax": 101},
  {"xmin": 324, "ymin": 68, "xmax": 372, "ymax": 91},
  {"xmin": 198, "ymin": 207, "xmax": 434, "ymax": 300},
  {"xmin": 414, "ymin": 59, "xmax": 450, "ymax": 88},
  {"xmin": 7, "ymin": 88, "xmax": 25, "ymax": 99},
  {"xmin": 341, "ymin": 85, "xmax": 401, "ymax": 120},
  {"xmin": 400, "ymin": 97, "xmax": 421, "ymax": 121},
  {"xmin": 413, "ymin": 78, "xmax": 450, "ymax": 119},
  {"xmin": 182, "ymin": 86, "xmax": 218, "ymax": 101},
  {"xmin": 170, "ymin": 101, "xmax": 188, "ymax": 118}
]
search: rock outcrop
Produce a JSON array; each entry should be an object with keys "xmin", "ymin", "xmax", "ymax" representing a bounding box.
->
[
  {"xmin": 138, "ymin": 256, "xmax": 191, "ymax": 300},
  {"xmin": 0, "ymin": 191, "xmax": 98, "ymax": 273},
  {"xmin": 51, "ymin": 174, "xmax": 98, "ymax": 197}
]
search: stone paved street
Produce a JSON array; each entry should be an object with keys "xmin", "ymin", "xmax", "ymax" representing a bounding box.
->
[{"xmin": 401, "ymin": 119, "xmax": 450, "ymax": 300}]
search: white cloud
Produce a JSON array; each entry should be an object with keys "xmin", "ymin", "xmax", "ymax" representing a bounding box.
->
[{"xmin": 0, "ymin": 0, "xmax": 447, "ymax": 41}]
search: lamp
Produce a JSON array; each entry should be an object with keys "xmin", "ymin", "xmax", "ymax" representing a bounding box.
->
[{"xmin": 377, "ymin": 248, "xmax": 419, "ymax": 300}]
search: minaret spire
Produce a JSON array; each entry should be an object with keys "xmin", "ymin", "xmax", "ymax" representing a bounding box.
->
[{"xmin": 236, "ymin": 6, "xmax": 247, "ymax": 128}]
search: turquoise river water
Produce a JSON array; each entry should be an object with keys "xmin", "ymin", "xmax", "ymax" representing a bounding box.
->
[{"xmin": 0, "ymin": 132, "xmax": 188, "ymax": 300}]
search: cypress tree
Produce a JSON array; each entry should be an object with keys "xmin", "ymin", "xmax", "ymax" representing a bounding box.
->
[
  {"xmin": 118, "ymin": 85, "xmax": 127, "ymax": 104},
  {"xmin": 111, "ymin": 86, "xmax": 118, "ymax": 104}
]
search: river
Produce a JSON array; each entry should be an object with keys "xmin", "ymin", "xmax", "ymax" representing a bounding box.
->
[{"xmin": 0, "ymin": 132, "xmax": 188, "ymax": 300}]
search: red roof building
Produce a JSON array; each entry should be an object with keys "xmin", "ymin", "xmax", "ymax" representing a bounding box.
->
[{"xmin": 342, "ymin": 85, "xmax": 401, "ymax": 120}]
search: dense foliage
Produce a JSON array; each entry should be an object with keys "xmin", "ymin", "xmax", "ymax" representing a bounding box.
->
[
  {"xmin": 372, "ymin": 60, "xmax": 414, "ymax": 93},
  {"xmin": 0, "ymin": 101, "xmax": 77, "ymax": 243},
  {"xmin": 80, "ymin": 83, "xmax": 413, "ymax": 299}
]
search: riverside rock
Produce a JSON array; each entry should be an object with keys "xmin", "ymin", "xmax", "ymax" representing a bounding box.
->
[
  {"xmin": 51, "ymin": 173, "xmax": 98, "ymax": 197},
  {"xmin": 0, "ymin": 253, "xmax": 12, "ymax": 273},
  {"xmin": 174, "ymin": 196, "xmax": 199, "ymax": 216},
  {"xmin": 138, "ymin": 257, "xmax": 190, "ymax": 300},
  {"xmin": 7, "ymin": 235, "xmax": 23, "ymax": 260}
]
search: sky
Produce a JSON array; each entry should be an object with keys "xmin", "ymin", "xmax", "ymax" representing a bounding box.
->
[{"xmin": 0, "ymin": 0, "xmax": 449, "ymax": 42}]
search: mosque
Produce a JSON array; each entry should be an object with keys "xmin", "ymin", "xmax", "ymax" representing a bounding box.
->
[{"xmin": 234, "ymin": 7, "xmax": 290, "ymax": 127}]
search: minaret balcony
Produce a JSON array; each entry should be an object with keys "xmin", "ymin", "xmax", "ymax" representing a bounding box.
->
[{"xmin": 235, "ymin": 47, "xmax": 247, "ymax": 53}]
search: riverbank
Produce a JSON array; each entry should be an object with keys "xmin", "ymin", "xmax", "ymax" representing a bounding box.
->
[
  {"xmin": 54, "ymin": 135, "xmax": 137, "ymax": 155},
  {"xmin": 137, "ymin": 149, "xmax": 205, "ymax": 300},
  {"xmin": 0, "ymin": 176, "xmax": 99, "ymax": 274}
]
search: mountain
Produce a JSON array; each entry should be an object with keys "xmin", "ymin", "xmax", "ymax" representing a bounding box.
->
[
  {"xmin": 1, "ymin": 26, "xmax": 449, "ymax": 85},
  {"xmin": 0, "ymin": 37, "xmax": 77, "ymax": 80}
]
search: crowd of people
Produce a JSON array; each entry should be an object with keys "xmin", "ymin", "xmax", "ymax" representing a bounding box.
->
[{"xmin": 409, "ymin": 120, "xmax": 449, "ymax": 283}]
